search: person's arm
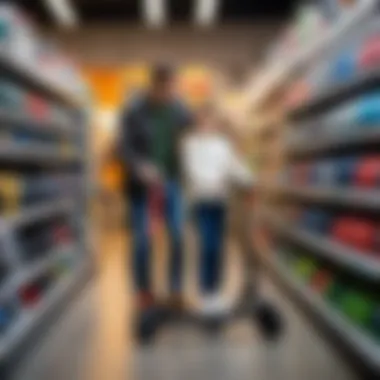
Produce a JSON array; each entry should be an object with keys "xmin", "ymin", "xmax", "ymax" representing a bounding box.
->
[
  {"xmin": 119, "ymin": 104, "xmax": 160, "ymax": 184},
  {"xmin": 228, "ymin": 143, "xmax": 255, "ymax": 190},
  {"xmin": 119, "ymin": 105, "xmax": 140, "ymax": 176},
  {"xmin": 181, "ymin": 136, "xmax": 195, "ymax": 179}
]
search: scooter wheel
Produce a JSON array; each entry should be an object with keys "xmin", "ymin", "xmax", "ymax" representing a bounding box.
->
[
  {"xmin": 135, "ymin": 307, "xmax": 162, "ymax": 344},
  {"xmin": 253, "ymin": 301, "xmax": 284, "ymax": 340}
]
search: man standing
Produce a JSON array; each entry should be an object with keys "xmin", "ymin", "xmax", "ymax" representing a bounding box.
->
[{"xmin": 120, "ymin": 64, "xmax": 192, "ymax": 341}]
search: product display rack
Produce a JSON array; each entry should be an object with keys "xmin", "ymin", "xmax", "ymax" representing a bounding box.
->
[
  {"xmin": 0, "ymin": 144, "xmax": 81, "ymax": 166},
  {"xmin": 248, "ymin": 2, "xmax": 380, "ymax": 378},
  {"xmin": 259, "ymin": 246, "xmax": 380, "ymax": 376},
  {"xmin": 267, "ymin": 215, "xmax": 380, "ymax": 281},
  {"xmin": 0, "ymin": 109, "xmax": 77, "ymax": 137},
  {"xmin": 0, "ymin": 50, "xmax": 82, "ymax": 109},
  {"xmin": 288, "ymin": 128, "xmax": 380, "ymax": 158},
  {"xmin": 270, "ymin": 185, "xmax": 380, "ymax": 211},
  {"xmin": 247, "ymin": 0, "xmax": 378, "ymax": 112},
  {"xmin": 289, "ymin": 68, "xmax": 380, "ymax": 120},
  {"xmin": 0, "ymin": 47, "xmax": 92, "ymax": 370}
]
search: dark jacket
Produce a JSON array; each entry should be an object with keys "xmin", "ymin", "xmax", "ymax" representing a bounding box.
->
[{"xmin": 119, "ymin": 93, "xmax": 192, "ymax": 196}]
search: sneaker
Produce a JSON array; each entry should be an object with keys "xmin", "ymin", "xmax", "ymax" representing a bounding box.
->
[
  {"xmin": 254, "ymin": 300, "xmax": 284, "ymax": 340},
  {"xmin": 134, "ymin": 292, "xmax": 161, "ymax": 344},
  {"xmin": 197, "ymin": 293, "xmax": 232, "ymax": 319}
]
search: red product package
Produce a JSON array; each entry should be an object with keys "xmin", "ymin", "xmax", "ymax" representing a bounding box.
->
[
  {"xmin": 354, "ymin": 156, "xmax": 380, "ymax": 189},
  {"xmin": 332, "ymin": 217, "xmax": 376, "ymax": 253},
  {"xmin": 19, "ymin": 284, "xmax": 41, "ymax": 307},
  {"xmin": 294, "ymin": 163, "xmax": 311, "ymax": 185},
  {"xmin": 359, "ymin": 36, "xmax": 380, "ymax": 70},
  {"xmin": 26, "ymin": 94, "xmax": 49, "ymax": 121}
]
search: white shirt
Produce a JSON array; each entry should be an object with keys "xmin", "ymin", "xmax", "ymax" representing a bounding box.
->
[{"xmin": 182, "ymin": 132, "xmax": 254, "ymax": 202}]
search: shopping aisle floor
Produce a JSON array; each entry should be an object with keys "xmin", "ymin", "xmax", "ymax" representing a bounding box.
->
[{"xmin": 9, "ymin": 229, "xmax": 358, "ymax": 380}]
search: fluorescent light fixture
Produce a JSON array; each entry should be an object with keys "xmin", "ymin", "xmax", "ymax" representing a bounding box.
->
[
  {"xmin": 195, "ymin": 0, "xmax": 220, "ymax": 26},
  {"xmin": 142, "ymin": 0, "xmax": 167, "ymax": 28},
  {"xmin": 44, "ymin": 0, "xmax": 78, "ymax": 28}
]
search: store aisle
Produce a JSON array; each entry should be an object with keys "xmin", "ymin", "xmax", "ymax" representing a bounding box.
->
[{"xmin": 10, "ymin": 229, "xmax": 358, "ymax": 380}]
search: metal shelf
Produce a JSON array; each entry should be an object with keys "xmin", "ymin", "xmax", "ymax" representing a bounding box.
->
[
  {"xmin": 290, "ymin": 69, "xmax": 380, "ymax": 120},
  {"xmin": 261, "ymin": 253, "xmax": 380, "ymax": 375},
  {"xmin": 14, "ymin": 245, "xmax": 75, "ymax": 284},
  {"xmin": 247, "ymin": 0, "xmax": 376, "ymax": 110},
  {"xmin": 288, "ymin": 128, "xmax": 380, "ymax": 158},
  {"xmin": 0, "ymin": 110, "xmax": 77, "ymax": 138},
  {"xmin": 7, "ymin": 199, "xmax": 74, "ymax": 229},
  {"xmin": 275, "ymin": 185, "xmax": 380, "ymax": 210},
  {"xmin": 0, "ymin": 51, "xmax": 82, "ymax": 109},
  {"xmin": 0, "ymin": 44, "xmax": 89, "ymax": 370},
  {"xmin": 0, "ymin": 244, "xmax": 75, "ymax": 303},
  {"xmin": 270, "ymin": 218, "xmax": 380, "ymax": 282},
  {"xmin": 0, "ymin": 260, "xmax": 90, "ymax": 361},
  {"xmin": 0, "ymin": 143, "xmax": 80, "ymax": 165}
]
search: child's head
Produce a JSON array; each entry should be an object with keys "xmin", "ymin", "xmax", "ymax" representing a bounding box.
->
[{"xmin": 196, "ymin": 103, "xmax": 219, "ymax": 133}]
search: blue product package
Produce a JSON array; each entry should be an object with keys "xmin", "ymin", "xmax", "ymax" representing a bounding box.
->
[
  {"xmin": 326, "ymin": 104, "xmax": 356, "ymax": 134},
  {"xmin": 0, "ymin": 81, "xmax": 23, "ymax": 110},
  {"xmin": 0, "ymin": 301, "xmax": 16, "ymax": 335},
  {"xmin": 12, "ymin": 130, "xmax": 33, "ymax": 144},
  {"xmin": 355, "ymin": 94, "xmax": 380, "ymax": 127},
  {"xmin": 302, "ymin": 209, "xmax": 333, "ymax": 234},
  {"xmin": 314, "ymin": 159, "xmax": 337, "ymax": 186},
  {"xmin": 335, "ymin": 157, "xmax": 357, "ymax": 186},
  {"xmin": 0, "ymin": 308, "xmax": 10, "ymax": 334},
  {"xmin": 329, "ymin": 52, "xmax": 357, "ymax": 83}
]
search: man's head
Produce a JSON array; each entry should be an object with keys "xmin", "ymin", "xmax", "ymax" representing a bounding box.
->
[{"xmin": 149, "ymin": 63, "xmax": 176, "ymax": 104}]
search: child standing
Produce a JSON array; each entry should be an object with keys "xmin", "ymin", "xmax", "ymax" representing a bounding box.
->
[{"xmin": 182, "ymin": 105, "xmax": 254, "ymax": 318}]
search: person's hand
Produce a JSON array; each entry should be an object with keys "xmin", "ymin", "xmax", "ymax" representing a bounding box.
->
[{"xmin": 138, "ymin": 162, "xmax": 162, "ymax": 185}]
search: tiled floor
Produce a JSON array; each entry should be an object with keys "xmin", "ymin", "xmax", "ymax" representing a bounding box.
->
[{"xmin": 9, "ymin": 230, "xmax": 358, "ymax": 380}]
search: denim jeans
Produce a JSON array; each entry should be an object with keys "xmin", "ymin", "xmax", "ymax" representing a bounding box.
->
[
  {"xmin": 130, "ymin": 181, "xmax": 183, "ymax": 293},
  {"xmin": 193, "ymin": 202, "xmax": 226, "ymax": 294}
]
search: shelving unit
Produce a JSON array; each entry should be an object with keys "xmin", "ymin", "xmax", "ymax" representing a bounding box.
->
[
  {"xmin": 246, "ymin": 0, "xmax": 377, "ymax": 112},
  {"xmin": 0, "ymin": 45, "xmax": 92, "ymax": 368},
  {"xmin": 271, "ymin": 185, "xmax": 380, "ymax": 211},
  {"xmin": 0, "ymin": 110, "xmax": 77, "ymax": 138},
  {"xmin": 288, "ymin": 129, "xmax": 380, "ymax": 158},
  {"xmin": 260, "ymin": 251, "xmax": 380, "ymax": 375},
  {"xmin": 290, "ymin": 68, "xmax": 380, "ymax": 120},
  {"xmin": 0, "ymin": 51, "xmax": 83, "ymax": 109},
  {"xmin": 0, "ymin": 144, "xmax": 80, "ymax": 166},
  {"xmin": 0, "ymin": 244, "xmax": 77, "ymax": 303},
  {"xmin": 0, "ymin": 261, "xmax": 88, "ymax": 362},
  {"xmin": 267, "ymin": 216, "xmax": 380, "ymax": 281},
  {"xmin": 7, "ymin": 199, "xmax": 74, "ymax": 230},
  {"xmin": 247, "ymin": 1, "xmax": 380, "ymax": 378}
]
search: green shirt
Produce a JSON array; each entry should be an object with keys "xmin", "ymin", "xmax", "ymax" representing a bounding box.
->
[{"xmin": 151, "ymin": 105, "xmax": 179, "ymax": 178}]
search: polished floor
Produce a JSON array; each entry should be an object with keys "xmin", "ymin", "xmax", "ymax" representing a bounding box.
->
[{"xmin": 9, "ymin": 228, "xmax": 358, "ymax": 380}]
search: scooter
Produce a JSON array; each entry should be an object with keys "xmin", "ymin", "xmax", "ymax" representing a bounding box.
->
[{"xmin": 136, "ymin": 187, "xmax": 284, "ymax": 343}]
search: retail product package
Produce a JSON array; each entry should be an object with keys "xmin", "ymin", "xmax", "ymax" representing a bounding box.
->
[{"xmin": 0, "ymin": 4, "xmax": 37, "ymax": 67}]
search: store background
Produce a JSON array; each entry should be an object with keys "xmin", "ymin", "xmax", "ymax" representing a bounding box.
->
[{"xmin": 1, "ymin": 0, "xmax": 380, "ymax": 379}]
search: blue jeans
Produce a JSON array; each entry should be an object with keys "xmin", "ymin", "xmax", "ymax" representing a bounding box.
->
[
  {"xmin": 193, "ymin": 202, "xmax": 226, "ymax": 294},
  {"xmin": 130, "ymin": 181, "xmax": 183, "ymax": 293}
]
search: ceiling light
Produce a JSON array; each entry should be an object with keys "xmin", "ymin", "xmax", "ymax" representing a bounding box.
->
[
  {"xmin": 44, "ymin": 0, "xmax": 78, "ymax": 28},
  {"xmin": 142, "ymin": 0, "xmax": 167, "ymax": 28},
  {"xmin": 195, "ymin": 0, "xmax": 220, "ymax": 27}
]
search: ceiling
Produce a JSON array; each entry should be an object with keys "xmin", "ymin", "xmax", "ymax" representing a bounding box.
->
[{"xmin": 16, "ymin": 0, "xmax": 296, "ymax": 24}]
